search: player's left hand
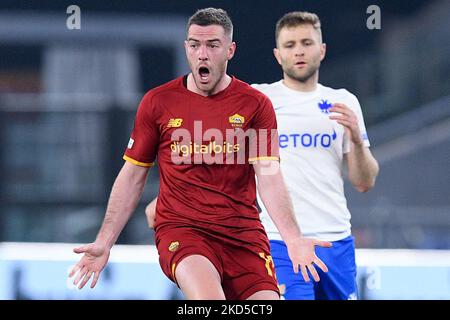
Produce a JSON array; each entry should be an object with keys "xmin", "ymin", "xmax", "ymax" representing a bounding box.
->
[
  {"xmin": 145, "ymin": 201, "xmax": 156, "ymax": 229},
  {"xmin": 329, "ymin": 103, "xmax": 364, "ymax": 146},
  {"xmin": 69, "ymin": 242, "xmax": 110, "ymax": 289},
  {"xmin": 285, "ymin": 237, "xmax": 332, "ymax": 282}
]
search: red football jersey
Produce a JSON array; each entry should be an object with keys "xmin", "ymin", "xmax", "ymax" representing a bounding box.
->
[{"xmin": 124, "ymin": 75, "xmax": 279, "ymax": 247}]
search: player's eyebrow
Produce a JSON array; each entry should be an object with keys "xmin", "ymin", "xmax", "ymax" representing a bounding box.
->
[
  {"xmin": 282, "ymin": 38, "xmax": 314, "ymax": 45},
  {"xmin": 187, "ymin": 38, "xmax": 222, "ymax": 43},
  {"xmin": 301, "ymin": 38, "xmax": 315, "ymax": 43},
  {"xmin": 282, "ymin": 40, "xmax": 296, "ymax": 46}
]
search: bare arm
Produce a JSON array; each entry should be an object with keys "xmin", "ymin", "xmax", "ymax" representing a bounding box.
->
[
  {"xmin": 69, "ymin": 161, "xmax": 149, "ymax": 288},
  {"xmin": 329, "ymin": 103, "xmax": 379, "ymax": 192},
  {"xmin": 95, "ymin": 161, "xmax": 150, "ymax": 247},
  {"xmin": 345, "ymin": 146, "xmax": 379, "ymax": 192},
  {"xmin": 254, "ymin": 160, "xmax": 331, "ymax": 282},
  {"xmin": 255, "ymin": 161, "xmax": 301, "ymax": 241}
]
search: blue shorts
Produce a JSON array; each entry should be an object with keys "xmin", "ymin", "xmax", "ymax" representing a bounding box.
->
[{"xmin": 270, "ymin": 235, "xmax": 358, "ymax": 300}]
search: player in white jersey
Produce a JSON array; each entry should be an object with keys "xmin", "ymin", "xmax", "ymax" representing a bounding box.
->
[{"xmin": 252, "ymin": 12, "xmax": 379, "ymax": 300}]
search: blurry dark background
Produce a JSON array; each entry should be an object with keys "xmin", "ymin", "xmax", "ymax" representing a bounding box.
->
[{"xmin": 0, "ymin": 0, "xmax": 449, "ymax": 248}]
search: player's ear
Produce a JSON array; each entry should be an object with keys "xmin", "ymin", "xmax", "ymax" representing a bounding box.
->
[
  {"xmin": 320, "ymin": 43, "xmax": 326, "ymax": 62},
  {"xmin": 273, "ymin": 47, "xmax": 282, "ymax": 66},
  {"xmin": 227, "ymin": 42, "xmax": 236, "ymax": 60}
]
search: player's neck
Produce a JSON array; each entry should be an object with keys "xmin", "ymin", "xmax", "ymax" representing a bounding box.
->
[
  {"xmin": 187, "ymin": 73, "xmax": 232, "ymax": 97},
  {"xmin": 282, "ymin": 73, "xmax": 319, "ymax": 92}
]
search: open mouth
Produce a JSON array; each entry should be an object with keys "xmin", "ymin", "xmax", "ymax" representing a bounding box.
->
[
  {"xmin": 198, "ymin": 67, "xmax": 210, "ymax": 82},
  {"xmin": 295, "ymin": 61, "xmax": 306, "ymax": 67}
]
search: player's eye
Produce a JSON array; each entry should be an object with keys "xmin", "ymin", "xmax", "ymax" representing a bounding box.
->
[{"xmin": 284, "ymin": 43, "xmax": 295, "ymax": 48}]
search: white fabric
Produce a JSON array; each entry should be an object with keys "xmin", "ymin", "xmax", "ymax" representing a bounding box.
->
[{"xmin": 253, "ymin": 81, "xmax": 370, "ymax": 242}]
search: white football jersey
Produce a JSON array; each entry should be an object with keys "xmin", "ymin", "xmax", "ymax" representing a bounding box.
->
[{"xmin": 253, "ymin": 81, "xmax": 370, "ymax": 242}]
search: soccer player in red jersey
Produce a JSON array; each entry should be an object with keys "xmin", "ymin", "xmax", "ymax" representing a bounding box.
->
[{"xmin": 69, "ymin": 8, "xmax": 331, "ymax": 300}]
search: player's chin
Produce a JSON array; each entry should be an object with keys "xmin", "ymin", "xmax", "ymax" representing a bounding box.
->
[
  {"xmin": 293, "ymin": 67, "xmax": 309, "ymax": 77},
  {"xmin": 293, "ymin": 69, "xmax": 314, "ymax": 82},
  {"xmin": 196, "ymin": 78, "xmax": 215, "ymax": 91}
]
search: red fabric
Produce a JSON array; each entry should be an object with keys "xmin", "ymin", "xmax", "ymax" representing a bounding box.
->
[
  {"xmin": 156, "ymin": 227, "xmax": 279, "ymax": 300},
  {"xmin": 124, "ymin": 76, "xmax": 279, "ymax": 246}
]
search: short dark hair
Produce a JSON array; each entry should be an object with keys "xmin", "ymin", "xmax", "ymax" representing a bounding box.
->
[
  {"xmin": 187, "ymin": 8, "xmax": 233, "ymax": 40},
  {"xmin": 275, "ymin": 11, "xmax": 322, "ymax": 45}
]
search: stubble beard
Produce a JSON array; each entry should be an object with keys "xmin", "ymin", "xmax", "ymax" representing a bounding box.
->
[{"xmin": 284, "ymin": 62, "xmax": 320, "ymax": 83}]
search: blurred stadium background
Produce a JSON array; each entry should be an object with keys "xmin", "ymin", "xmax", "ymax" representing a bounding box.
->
[{"xmin": 0, "ymin": 0, "xmax": 449, "ymax": 299}]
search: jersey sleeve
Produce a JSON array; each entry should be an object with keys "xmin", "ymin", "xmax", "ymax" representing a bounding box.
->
[
  {"xmin": 343, "ymin": 93, "xmax": 371, "ymax": 154},
  {"xmin": 248, "ymin": 95, "xmax": 280, "ymax": 163},
  {"xmin": 123, "ymin": 92, "xmax": 160, "ymax": 167}
]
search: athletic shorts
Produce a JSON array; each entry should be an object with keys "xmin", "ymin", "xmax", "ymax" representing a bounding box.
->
[
  {"xmin": 270, "ymin": 235, "xmax": 358, "ymax": 300},
  {"xmin": 156, "ymin": 226, "xmax": 280, "ymax": 300}
]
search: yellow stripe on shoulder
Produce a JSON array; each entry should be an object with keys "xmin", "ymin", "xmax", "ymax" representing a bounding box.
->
[
  {"xmin": 248, "ymin": 156, "xmax": 280, "ymax": 163},
  {"xmin": 123, "ymin": 155, "xmax": 154, "ymax": 167}
]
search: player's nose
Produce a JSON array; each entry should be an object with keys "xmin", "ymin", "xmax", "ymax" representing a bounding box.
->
[
  {"xmin": 198, "ymin": 45, "xmax": 208, "ymax": 60},
  {"xmin": 294, "ymin": 50, "xmax": 305, "ymax": 57},
  {"xmin": 294, "ymin": 45, "xmax": 306, "ymax": 56}
]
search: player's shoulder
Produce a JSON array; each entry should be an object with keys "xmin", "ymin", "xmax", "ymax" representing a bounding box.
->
[
  {"xmin": 319, "ymin": 84, "xmax": 361, "ymax": 111},
  {"xmin": 251, "ymin": 81, "xmax": 283, "ymax": 95},
  {"xmin": 136, "ymin": 77, "xmax": 184, "ymax": 117},
  {"xmin": 232, "ymin": 77, "xmax": 272, "ymax": 104},
  {"xmin": 319, "ymin": 84, "xmax": 358, "ymax": 100},
  {"xmin": 142, "ymin": 76, "xmax": 184, "ymax": 102}
]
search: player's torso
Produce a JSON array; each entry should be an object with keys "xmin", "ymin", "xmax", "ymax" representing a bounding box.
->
[
  {"xmin": 154, "ymin": 88, "xmax": 258, "ymax": 168},
  {"xmin": 253, "ymin": 82, "xmax": 352, "ymax": 240},
  {"xmin": 261, "ymin": 82, "xmax": 347, "ymax": 179},
  {"xmin": 152, "ymin": 80, "xmax": 268, "ymax": 229}
]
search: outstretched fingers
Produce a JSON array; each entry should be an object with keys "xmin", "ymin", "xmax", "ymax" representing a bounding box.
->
[
  {"xmin": 307, "ymin": 264, "xmax": 320, "ymax": 282},
  {"xmin": 68, "ymin": 263, "xmax": 81, "ymax": 278},
  {"xmin": 293, "ymin": 261, "xmax": 299, "ymax": 274},
  {"xmin": 313, "ymin": 257, "xmax": 328, "ymax": 273},
  {"xmin": 73, "ymin": 266, "xmax": 89, "ymax": 287},
  {"xmin": 91, "ymin": 271, "xmax": 101, "ymax": 288},
  {"xmin": 73, "ymin": 245, "xmax": 90, "ymax": 254},
  {"xmin": 300, "ymin": 265, "xmax": 310, "ymax": 282},
  {"xmin": 78, "ymin": 270, "xmax": 94, "ymax": 289},
  {"xmin": 315, "ymin": 240, "xmax": 332, "ymax": 248}
]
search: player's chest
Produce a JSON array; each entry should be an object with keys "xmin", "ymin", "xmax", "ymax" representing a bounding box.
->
[
  {"xmin": 275, "ymin": 101, "xmax": 345, "ymax": 150},
  {"xmin": 158, "ymin": 102, "xmax": 254, "ymax": 138}
]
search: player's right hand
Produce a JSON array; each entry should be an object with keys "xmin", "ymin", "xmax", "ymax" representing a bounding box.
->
[
  {"xmin": 69, "ymin": 243, "xmax": 110, "ymax": 289},
  {"xmin": 286, "ymin": 236, "xmax": 332, "ymax": 282}
]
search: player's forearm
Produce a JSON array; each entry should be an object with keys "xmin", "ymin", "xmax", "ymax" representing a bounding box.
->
[
  {"xmin": 95, "ymin": 163, "xmax": 149, "ymax": 249},
  {"xmin": 347, "ymin": 145, "xmax": 379, "ymax": 192},
  {"xmin": 257, "ymin": 170, "xmax": 302, "ymax": 242}
]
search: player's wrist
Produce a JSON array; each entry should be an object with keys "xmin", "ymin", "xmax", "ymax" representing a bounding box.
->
[
  {"xmin": 284, "ymin": 234, "xmax": 305, "ymax": 247},
  {"xmin": 94, "ymin": 234, "xmax": 115, "ymax": 250},
  {"xmin": 352, "ymin": 139, "xmax": 365, "ymax": 148}
]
